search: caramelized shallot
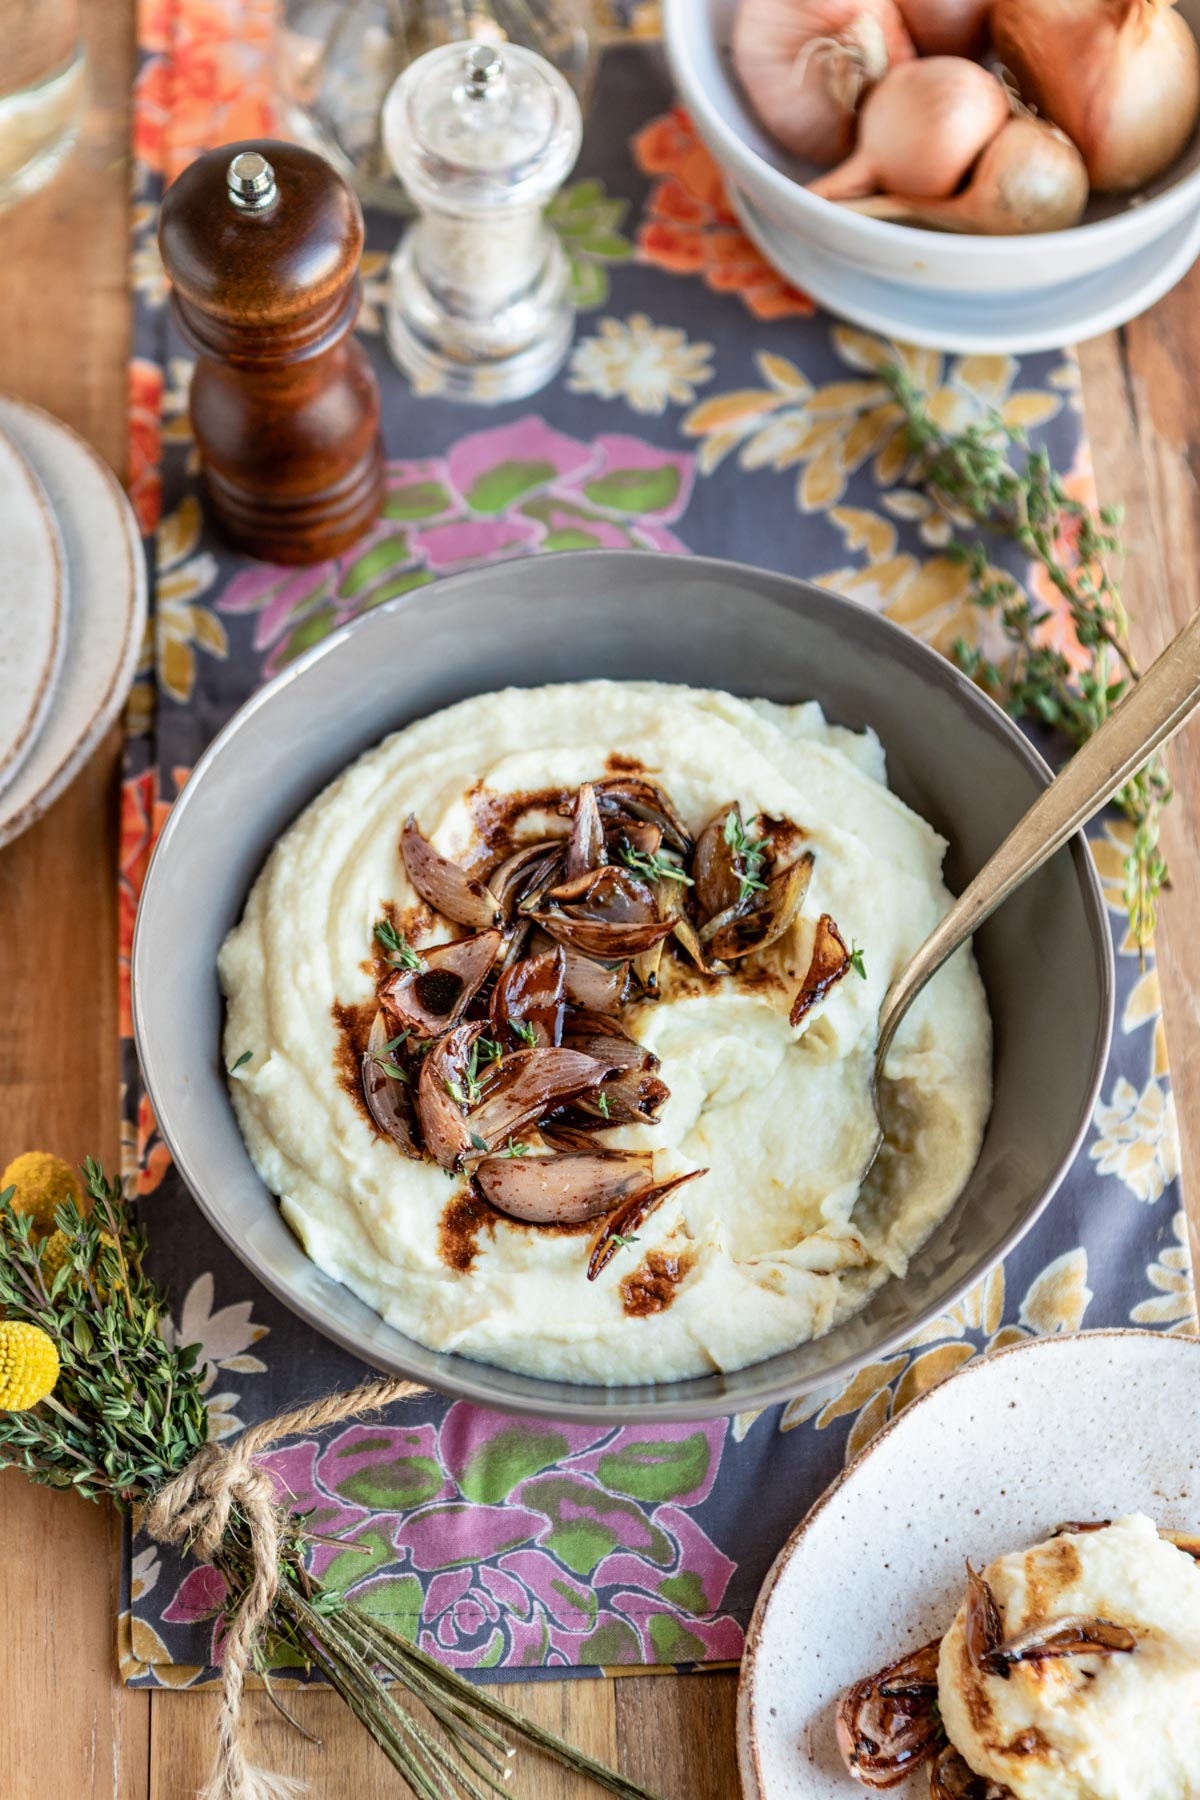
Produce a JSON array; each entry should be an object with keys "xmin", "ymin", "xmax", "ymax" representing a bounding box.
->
[
  {"xmin": 790, "ymin": 913, "xmax": 853, "ymax": 1027},
  {"xmin": 705, "ymin": 851, "xmax": 814, "ymax": 961},
  {"xmin": 591, "ymin": 776, "xmax": 693, "ymax": 852},
  {"xmin": 416, "ymin": 1023, "xmax": 486, "ymax": 1170},
  {"xmin": 964, "ymin": 1561, "xmax": 1005, "ymax": 1674},
  {"xmin": 476, "ymin": 1148, "xmax": 654, "ymax": 1225},
  {"xmin": 693, "ymin": 804, "xmax": 743, "ymax": 921},
  {"xmin": 993, "ymin": 1614, "xmax": 1136, "ymax": 1664},
  {"xmin": 834, "ymin": 1639, "xmax": 943, "ymax": 1789},
  {"xmin": 383, "ymin": 929, "xmax": 502, "ymax": 1037},
  {"xmin": 466, "ymin": 1047, "xmax": 617, "ymax": 1151},
  {"xmin": 402, "ymin": 816, "xmax": 502, "ymax": 929},
  {"xmin": 487, "ymin": 839, "xmax": 565, "ymax": 917},
  {"xmin": 490, "ymin": 945, "xmax": 566, "ymax": 1048},
  {"xmin": 587, "ymin": 1168, "xmax": 706, "ymax": 1280},
  {"xmin": 563, "ymin": 782, "xmax": 606, "ymax": 880},
  {"xmin": 362, "ymin": 1009, "xmax": 421, "ymax": 1158}
]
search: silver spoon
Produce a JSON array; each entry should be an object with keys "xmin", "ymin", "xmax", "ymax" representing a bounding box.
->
[{"xmin": 866, "ymin": 607, "xmax": 1200, "ymax": 1172}]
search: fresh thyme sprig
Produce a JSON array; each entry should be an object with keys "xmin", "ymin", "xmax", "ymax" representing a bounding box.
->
[
  {"xmin": 617, "ymin": 841, "xmax": 694, "ymax": 887},
  {"xmin": 880, "ymin": 361, "xmax": 1170, "ymax": 957},
  {"xmin": 724, "ymin": 809, "xmax": 768, "ymax": 904},
  {"xmin": 849, "ymin": 942, "xmax": 867, "ymax": 981},
  {"xmin": 511, "ymin": 1018, "xmax": 538, "ymax": 1048},
  {"xmin": 374, "ymin": 919, "xmax": 425, "ymax": 972}
]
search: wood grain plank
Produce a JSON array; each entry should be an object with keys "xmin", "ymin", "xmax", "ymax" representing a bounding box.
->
[
  {"xmin": 151, "ymin": 1675, "xmax": 618, "ymax": 1799},
  {"xmin": 615, "ymin": 1670, "xmax": 739, "ymax": 1799},
  {"xmin": 0, "ymin": 2, "xmax": 145, "ymax": 1797},
  {"xmin": 1080, "ymin": 310, "xmax": 1200, "ymax": 1282}
]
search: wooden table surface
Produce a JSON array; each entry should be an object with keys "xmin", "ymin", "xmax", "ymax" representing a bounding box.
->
[{"xmin": 1, "ymin": 6, "xmax": 1197, "ymax": 1797}]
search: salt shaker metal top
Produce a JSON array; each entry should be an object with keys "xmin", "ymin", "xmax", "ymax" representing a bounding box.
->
[
  {"xmin": 158, "ymin": 140, "xmax": 384, "ymax": 565},
  {"xmin": 381, "ymin": 41, "xmax": 583, "ymax": 402}
]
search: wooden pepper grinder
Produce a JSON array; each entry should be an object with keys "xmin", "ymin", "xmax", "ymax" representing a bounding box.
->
[{"xmin": 158, "ymin": 140, "xmax": 384, "ymax": 565}]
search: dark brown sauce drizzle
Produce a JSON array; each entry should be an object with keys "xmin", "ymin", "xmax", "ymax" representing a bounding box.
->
[
  {"xmin": 331, "ymin": 999, "xmax": 377, "ymax": 1124},
  {"xmin": 438, "ymin": 1190, "xmax": 496, "ymax": 1273},
  {"xmin": 620, "ymin": 1248, "xmax": 694, "ymax": 1317},
  {"xmin": 604, "ymin": 751, "xmax": 646, "ymax": 774},
  {"xmin": 464, "ymin": 782, "xmax": 571, "ymax": 873}
]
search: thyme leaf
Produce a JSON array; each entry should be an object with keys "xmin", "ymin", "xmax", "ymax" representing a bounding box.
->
[{"xmin": 373, "ymin": 919, "xmax": 425, "ymax": 972}]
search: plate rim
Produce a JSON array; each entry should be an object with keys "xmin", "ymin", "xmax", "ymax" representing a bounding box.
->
[
  {"xmin": 729, "ymin": 185, "xmax": 1200, "ymax": 358},
  {"xmin": 132, "ymin": 548, "xmax": 1115, "ymax": 1422},
  {"xmin": 0, "ymin": 425, "xmax": 68, "ymax": 796},
  {"xmin": 0, "ymin": 395, "xmax": 147, "ymax": 851},
  {"xmin": 735, "ymin": 1327, "xmax": 1200, "ymax": 1800}
]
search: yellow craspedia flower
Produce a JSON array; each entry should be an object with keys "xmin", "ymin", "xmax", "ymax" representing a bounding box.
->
[
  {"xmin": 0, "ymin": 1320, "xmax": 60, "ymax": 1410},
  {"xmin": 1, "ymin": 1151, "xmax": 83, "ymax": 1235},
  {"xmin": 40, "ymin": 1229, "xmax": 74, "ymax": 1282}
]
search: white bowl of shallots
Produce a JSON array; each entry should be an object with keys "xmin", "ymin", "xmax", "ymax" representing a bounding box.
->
[{"xmin": 662, "ymin": 0, "xmax": 1200, "ymax": 349}]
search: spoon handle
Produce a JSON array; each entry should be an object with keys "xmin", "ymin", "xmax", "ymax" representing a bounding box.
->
[{"xmin": 876, "ymin": 608, "xmax": 1200, "ymax": 1065}]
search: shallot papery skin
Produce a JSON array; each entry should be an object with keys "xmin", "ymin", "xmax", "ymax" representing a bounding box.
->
[
  {"xmin": 732, "ymin": 0, "xmax": 916, "ymax": 165},
  {"xmin": 993, "ymin": 0, "xmax": 1200, "ymax": 192},
  {"xmin": 895, "ymin": 0, "xmax": 990, "ymax": 55},
  {"xmin": 844, "ymin": 115, "xmax": 1089, "ymax": 233},
  {"xmin": 809, "ymin": 56, "xmax": 1011, "ymax": 201}
]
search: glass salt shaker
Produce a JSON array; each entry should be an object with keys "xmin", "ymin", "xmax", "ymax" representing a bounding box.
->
[{"xmin": 381, "ymin": 40, "xmax": 583, "ymax": 402}]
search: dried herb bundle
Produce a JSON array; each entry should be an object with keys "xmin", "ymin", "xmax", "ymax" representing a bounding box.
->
[{"xmin": 0, "ymin": 1162, "xmax": 661, "ymax": 1800}]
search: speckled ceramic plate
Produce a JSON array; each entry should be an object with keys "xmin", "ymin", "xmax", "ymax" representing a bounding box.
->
[
  {"xmin": 0, "ymin": 422, "xmax": 66, "ymax": 800},
  {"xmin": 0, "ymin": 397, "xmax": 146, "ymax": 851},
  {"xmin": 737, "ymin": 1330, "xmax": 1200, "ymax": 1800}
]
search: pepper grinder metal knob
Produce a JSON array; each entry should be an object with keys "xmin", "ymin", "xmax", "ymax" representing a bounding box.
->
[
  {"xmin": 159, "ymin": 139, "xmax": 384, "ymax": 565},
  {"xmin": 381, "ymin": 40, "xmax": 583, "ymax": 403}
]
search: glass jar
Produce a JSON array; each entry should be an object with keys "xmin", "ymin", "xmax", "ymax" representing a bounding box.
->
[
  {"xmin": 276, "ymin": 0, "xmax": 605, "ymax": 212},
  {"xmin": 0, "ymin": 0, "xmax": 88, "ymax": 212}
]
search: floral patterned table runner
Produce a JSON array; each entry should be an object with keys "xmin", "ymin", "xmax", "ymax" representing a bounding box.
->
[{"xmin": 118, "ymin": 1, "xmax": 1195, "ymax": 1688}]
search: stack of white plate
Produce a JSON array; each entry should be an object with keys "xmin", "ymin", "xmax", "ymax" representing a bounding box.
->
[{"xmin": 0, "ymin": 398, "xmax": 146, "ymax": 850}]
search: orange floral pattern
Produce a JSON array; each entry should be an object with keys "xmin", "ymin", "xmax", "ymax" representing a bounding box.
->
[
  {"xmin": 632, "ymin": 108, "xmax": 813, "ymax": 322},
  {"xmin": 118, "ymin": 766, "xmax": 190, "ymax": 1039},
  {"xmin": 133, "ymin": 0, "xmax": 275, "ymax": 182},
  {"xmin": 129, "ymin": 358, "xmax": 164, "ymax": 538}
]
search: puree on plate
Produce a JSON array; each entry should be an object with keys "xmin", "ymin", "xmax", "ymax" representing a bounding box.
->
[{"xmin": 218, "ymin": 680, "xmax": 991, "ymax": 1385}]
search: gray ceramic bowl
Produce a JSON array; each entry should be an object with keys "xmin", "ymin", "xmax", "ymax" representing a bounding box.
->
[{"xmin": 132, "ymin": 550, "xmax": 1113, "ymax": 1422}]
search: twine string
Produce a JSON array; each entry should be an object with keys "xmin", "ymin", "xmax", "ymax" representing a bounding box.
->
[{"xmin": 143, "ymin": 1375, "xmax": 426, "ymax": 1800}]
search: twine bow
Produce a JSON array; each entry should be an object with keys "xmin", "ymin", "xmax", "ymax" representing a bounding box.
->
[{"xmin": 144, "ymin": 1374, "xmax": 426, "ymax": 1800}]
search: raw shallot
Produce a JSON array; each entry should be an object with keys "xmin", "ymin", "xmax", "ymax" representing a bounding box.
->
[
  {"xmin": 993, "ymin": 0, "xmax": 1200, "ymax": 191},
  {"xmin": 842, "ymin": 115, "xmax": 1090, "ymax": 232},
  {"xmin": 732, "ymin": 0, "xmax": 915, "ymax": 165},
  {"xmin": 808, "ymin": 56, "xmax": 1010, "ymax": 200},
  {"xmin": 895, "ymin": 0, "xmax": 990, "ymax": 55}
]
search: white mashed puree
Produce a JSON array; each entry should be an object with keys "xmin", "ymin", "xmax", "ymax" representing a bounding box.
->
[
  {"xmin": 939, "ymin": 1515, "xmax": 1200, "ymax": 1800},
  {"xmin": 219, "ymin": 681, "xmax": 992, "ymax": 1384}
]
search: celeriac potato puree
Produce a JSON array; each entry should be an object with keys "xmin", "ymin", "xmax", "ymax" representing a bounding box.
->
[
  {"xmin": 218, "ymin": 681, "xmax": 992, "ymax": 1385},
  {"xmin": 938, "ymin": 1515, "xmax": 1200, "ymax": 1800}
]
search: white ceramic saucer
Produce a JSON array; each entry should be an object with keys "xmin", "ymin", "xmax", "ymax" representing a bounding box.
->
[
  {"xmin": 0, "ymin": 426, "xmax": 67, "ymax": 799},
  {"xmin": 731, "ymin": 185, "xmax": 1200, "ymax": 355},
  {"xmin": 737, "ymin": 1330, "xmax": 1200, "ymax": 1800},
  {"xmin": 0, "ymin": 397, "xmax": 146, "ymax": 851}
]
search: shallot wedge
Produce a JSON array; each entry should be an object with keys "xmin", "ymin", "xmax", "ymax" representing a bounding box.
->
[
  {"xmin": 563, "ymin": 782, "xmax": 606, "ymax": 881},
  {"xmin": 964, "ymin": 1561, "xmax": 1005, "ymax": 1675},
  {"xmin": 476, "ymin": 1148, "xmax": 654, "ymax": 1225},
  {"xmin": 544, "ymin": 864, "xmax": 658, "ymax": 918},
  {"xmin": 362, "ymin": 1009, "xmax": 421, "ymax": 1158},
  {"xmin": 993, "ymin": 1615, "xmax": 1136, "ymax": 1665},
  {"xmin": 692, "ymin": 803, "xmax": 742, "ymax": 921},
  {"xmin": 487, "ymin": 840, "xmax": 565, "ymax": 918},
  {"xmin": 834, "ymin": 1639, "xmax": 943, "ymax": 1790},
  {"xmin": 402, "ymin": 815, "xmax": 502, "ymax": 929},
  {"xmin": 561, "ymin": 1008, "xmax": 656, "ymax": 1070},
  {"xmin": 557, "ymin": 942, "xmax": 629, "ymax": 1014},
  {"xmin": 534, "ymin": 889, "xmax": 675, "ymax": 961},
  {"xmin": 489, "ymin": 945, "xmax": 566, "ymax": 1049},
  {"xmin": 416, "ymin": 1023, "xmax": 486, "ymax": 1170},
  {"xmin": 465, "ymin": 1047, "xmax": 617, "ymax": 1152},
  {"xmin": 790, "ymin": 912, "xmax": 852, "ymax": 1027},
  {"xmin": 383, "ymin": 929, "xmax": 502, "ymax": 1037},
  {"xmin": 587, "ymin": 1168, "xmax": 706, "ymax": 1281},
  {"xmin": 591, "ymin": 776, "xmax": 693, "ymax": 852},
  {"xmin": 929, "ymin": 1745, "xmax": 1013, "ymax": 1800},
  {"xmin": 705, "ymin": 852, "xmax": 814, "ymax": 962}
]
